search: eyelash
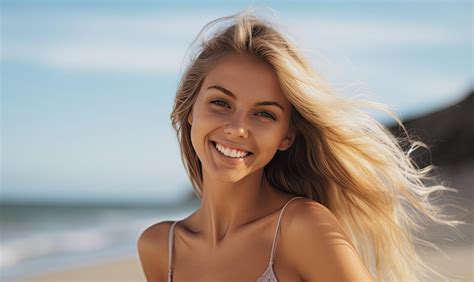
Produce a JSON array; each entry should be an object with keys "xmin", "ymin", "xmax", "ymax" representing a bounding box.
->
[{"xmin": 210, "ymin": 99, "xmax": 276, "ymax": 120}]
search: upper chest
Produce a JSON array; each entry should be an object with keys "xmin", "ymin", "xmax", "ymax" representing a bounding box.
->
[{"xmin": 169, "ymin": 219, "xmax": 302, "ymax": 282}]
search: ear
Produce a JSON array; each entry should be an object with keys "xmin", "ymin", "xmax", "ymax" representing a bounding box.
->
[
  {"xmin": 187, "ymin": 110, "xmax": 193, "ymax": 125},
  {"xmin": 278, "ymin": 131, "xmax": 296, "ymax": 151}
]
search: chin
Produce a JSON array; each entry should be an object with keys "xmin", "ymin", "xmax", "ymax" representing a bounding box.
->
[{"xmin": 205, "ymin": 168, "xmax": 249, "ymax": 184}]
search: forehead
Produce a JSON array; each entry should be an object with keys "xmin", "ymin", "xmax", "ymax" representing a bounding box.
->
[{"xmin": 200, "ymin": 54, "xmax": 288, "ymax": 106}]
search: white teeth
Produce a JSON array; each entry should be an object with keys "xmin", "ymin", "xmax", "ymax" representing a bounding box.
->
[{"xmin": 214, "ymin": 142, "xmax": 249, "ymax": 158}]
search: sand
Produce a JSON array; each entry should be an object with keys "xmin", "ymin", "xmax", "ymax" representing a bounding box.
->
[{"xmin": 18, "ymin": 256, "xmax": 144, "ymax": 282}]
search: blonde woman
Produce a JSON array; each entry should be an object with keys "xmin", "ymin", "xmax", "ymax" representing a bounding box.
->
[{"xmin": 138, "ymin": 9, "xmax": 461, "ymax": 282}]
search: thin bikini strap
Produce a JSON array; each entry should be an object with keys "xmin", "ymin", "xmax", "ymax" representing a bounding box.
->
[
  {"xmin": 168, "ymin": 220, "xmax": 179, "ymax": 281},
  {"xmin": 269, "ymin": 196, "xmax": 304, "ymax": 264}
]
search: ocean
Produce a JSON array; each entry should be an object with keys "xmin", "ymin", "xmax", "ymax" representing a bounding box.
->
[{"xmin": 0, "ymin": 200, "xmax": 200, "ymax": 282}]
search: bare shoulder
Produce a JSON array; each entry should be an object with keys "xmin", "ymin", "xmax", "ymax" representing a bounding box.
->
[
  {"xmin": 283, "ymin": 199, "xmax": 347, "ymax": 242},
  {"xmin": 137, "ymin": 220, "xmax": 175, "ymax": 282},
  {"xmin": 283, "ymin": 199, "xmax": 373, "ymax": 282},
  {"xmin": 287, "ymin": 199, "xmax": 345, "ymax": 233}
]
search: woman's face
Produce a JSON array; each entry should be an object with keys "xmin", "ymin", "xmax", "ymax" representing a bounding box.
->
[{"xmin": 188, "ymin": 53, "xmax": 294, "ymax": 183}]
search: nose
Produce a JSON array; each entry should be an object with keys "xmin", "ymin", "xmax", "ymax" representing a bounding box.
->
[{"xmin": 224, "ymin": 113, "xmax": 249, "ymax": 138}]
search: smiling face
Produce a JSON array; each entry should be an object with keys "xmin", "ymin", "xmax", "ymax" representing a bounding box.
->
[{"xmin": 187, "ymin": 53, "xmax": 295, "ymax": 183}]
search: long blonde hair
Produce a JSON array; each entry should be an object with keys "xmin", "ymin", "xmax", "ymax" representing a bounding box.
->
[{"xmin": 170, "ymin": 8, "xmax": 464, "ymax": 281}]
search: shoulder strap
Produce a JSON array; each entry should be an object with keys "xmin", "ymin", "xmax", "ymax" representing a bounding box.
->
[
  {"xmin": 168, "ymin": 221, "xmax": 179, "ymax": 280},
  {"xmin": 269, "ymin": 196, "xmax": 304, "ymax": 264}
]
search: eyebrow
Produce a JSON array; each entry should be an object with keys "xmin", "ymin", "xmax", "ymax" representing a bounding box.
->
[{"xmin": 206, "ymin": 85, "xmax": 285, "ymax": 112}]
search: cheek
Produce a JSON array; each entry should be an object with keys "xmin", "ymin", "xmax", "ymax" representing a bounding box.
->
[
  {"xmin": 189, "ymin": 124, "xmax": 206, "ymax": 163},
  {"xmin": 256, "ymin": 131, "xmax": 285, "ymax": 155},
  {"xmin": 188, "ymin": 111, "xmax": 219, "ymax": 151}
]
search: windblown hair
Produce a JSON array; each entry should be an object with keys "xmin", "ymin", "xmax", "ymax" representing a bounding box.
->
[{"xmin": 170, "ymin": 8, "xmax": 463, "ymax": 281}]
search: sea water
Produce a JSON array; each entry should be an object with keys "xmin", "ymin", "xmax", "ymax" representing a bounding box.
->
[{"xmin": 0, "ymin": 199, "xmax": 199, "ymax": 282}]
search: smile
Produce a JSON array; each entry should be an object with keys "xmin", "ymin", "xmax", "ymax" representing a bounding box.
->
[{"xmin": 211, "ymin": 141, "xmax": 252, "ymax": 159}]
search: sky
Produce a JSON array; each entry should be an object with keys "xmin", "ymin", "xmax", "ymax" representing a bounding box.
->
[{"xmin": 1, "ymin": 0, "xmax": 472, "ymax": 205}]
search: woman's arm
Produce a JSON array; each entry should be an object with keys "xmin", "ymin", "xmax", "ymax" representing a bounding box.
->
[
  {"xmin": 137, "ymin": 222, "xmax": 170, "ymax": 282},
  {"xmin": 286, "ymin": 201, "xmax": 374, "ymax": 282}
]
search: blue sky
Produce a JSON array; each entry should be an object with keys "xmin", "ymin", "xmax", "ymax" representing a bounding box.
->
[{"xmin": 1, "ymin": 1, "xmax": 472, "ymax": 204}]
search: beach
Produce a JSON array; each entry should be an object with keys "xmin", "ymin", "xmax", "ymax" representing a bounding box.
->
[
  {"xmin": 18, "ymin": 244, "xmax": 473, "ymax": 282},
  {"xmin": 18, "ymin": 255, "xmax": 144, "ymax": 282},
  {"xmin": 0, "ymin": 204, "xmax": 199, "ymax": 282},
  {"xmin": 7, "ymin": 173, "xmax": 472, "ymax": 282},
  {"xmin": 12, "ymin": 184, "xmax": 474, "ymax": 282},
  {"xmin": 8, "ymin": 163, "xmax": 473, "ymax": 282}
]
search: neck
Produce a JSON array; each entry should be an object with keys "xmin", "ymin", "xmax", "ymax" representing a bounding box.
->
[{"xmin": 196, "ymin": 169, "xmax": 273, "ymax": 247}]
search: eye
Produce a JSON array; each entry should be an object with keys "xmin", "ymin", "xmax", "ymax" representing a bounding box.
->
[
  {"xmin": 210, "ymin": 99, "xmax": 231, "ymax": 108},
  {"xmin": 255, "ymin": 111, "xmax": 276, "ymax": 120},
  {"xmin": 210, "ymin": 99, "xmax": 276, "ymax": 120}
]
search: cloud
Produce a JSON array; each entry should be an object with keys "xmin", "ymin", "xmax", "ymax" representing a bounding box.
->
[
  {"xmin": 286, "ymin": 17, "xmax": 468, "ymax": 49},
  {"xmin": 5, "ymin": 44, "xmax": 188, "ymax": 73},
  {"xmin": 2, "ymin": 11, "xmax": 469, "ymax": 73}
]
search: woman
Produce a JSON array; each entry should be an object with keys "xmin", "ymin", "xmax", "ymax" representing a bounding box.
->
[{"xmin": 138, "ymin": 9, "xmax": 461, "ymax": 281}]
